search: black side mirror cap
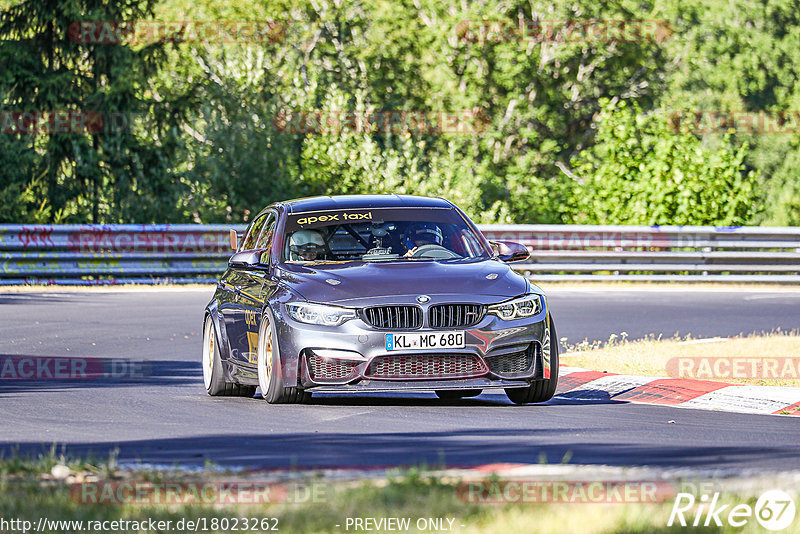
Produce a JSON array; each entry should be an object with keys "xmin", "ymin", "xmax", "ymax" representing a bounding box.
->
[{"xmin": 490, "ymin": 240, "xmax": 530, "ymax": 263}]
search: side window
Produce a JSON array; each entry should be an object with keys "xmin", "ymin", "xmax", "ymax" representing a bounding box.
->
[
  {"xmin": 240, "ymin": 213, "xmax": 268, "ymax": 251},
  {"xmin": 254, "ymin": 213, "xmax": 277, "ymax": 253}
]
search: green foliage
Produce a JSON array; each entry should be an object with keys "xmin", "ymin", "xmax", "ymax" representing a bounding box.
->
[
  {"xmin": 655, "ymin": 0, "xmax": 800, "ymax": 225},
  {"xmin": 0, "ymin": 0, "xmax": 795, "ymax": 225},
  {"xmin": 570, "ymin": 100, "xmax": 758, "ymax": 225},
  {"xmin": 0, "ymin": 0, "xmax": 193, "ymax": 223}
]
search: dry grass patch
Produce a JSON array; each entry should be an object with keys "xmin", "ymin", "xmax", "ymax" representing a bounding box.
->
[
  {"xmin": 560, "ymin": 331, "xmax": 800, "ymax": 386},
  {"xmin": 2, "ymin": 454, "xmax": 797, "ymax": 534}
]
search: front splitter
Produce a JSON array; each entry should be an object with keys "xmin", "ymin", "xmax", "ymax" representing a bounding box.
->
[{"xmin": 307, "ymin": 377, "xmax": 534, "ymax": 393}]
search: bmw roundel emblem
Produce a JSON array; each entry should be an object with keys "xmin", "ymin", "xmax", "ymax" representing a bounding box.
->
[{"xmin": 416, "ymin": 295, "xmax": 431, "ymax": 304}]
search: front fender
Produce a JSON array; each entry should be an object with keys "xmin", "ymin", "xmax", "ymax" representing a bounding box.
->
[
  {"xmin": 205, "ymin": 296, "xmax": 234, "ymax": 375},
  {"xmin": 262, "ymin": 285, "xmax": 303, "ymax": 388}
]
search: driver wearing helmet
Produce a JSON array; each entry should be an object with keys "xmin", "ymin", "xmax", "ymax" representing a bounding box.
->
[
  {"xmin": 403, "ymin": 222, "xmax": 444, "ymax": 257},
  {"xmin": 288, "ymin": 229, "xmax": 325, "ymax": 262}
]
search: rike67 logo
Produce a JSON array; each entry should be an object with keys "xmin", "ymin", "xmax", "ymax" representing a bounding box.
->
[{"xmin": 668, "ymin": 490, "xmax": 796, "ymax": 531}]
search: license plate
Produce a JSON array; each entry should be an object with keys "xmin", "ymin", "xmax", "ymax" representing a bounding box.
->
[{"xmin": 385, "ymin": 332, "xmax": 465, "ymax": 351}]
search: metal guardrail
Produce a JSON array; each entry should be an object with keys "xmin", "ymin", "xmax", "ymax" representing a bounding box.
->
[
  {"xmin": 0, "ymin": 224, "xmax": 798, "ymax": 285},
  {"xmin": 0, "ymin": 224, "xmax": 237, "ymax": 285},
  {"xmin": 481, "ymin": 225, "xmax": 800, "ymax": 283}
]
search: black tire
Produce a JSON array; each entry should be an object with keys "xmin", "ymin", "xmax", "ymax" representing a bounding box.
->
[
  {"xmin": 257, "ymin": 312, "xmax": 311, "ymax": 404},
  {"xmin": 435, "ymin": 389, "xmax": 482, "ymax": 400},
  {"xmin": 505, "ymin": 316, "xmax": 559, "ymax": 405},
  {"xmin": 202, "ymin": 315, "xmax": 256, "ymax": 397}
]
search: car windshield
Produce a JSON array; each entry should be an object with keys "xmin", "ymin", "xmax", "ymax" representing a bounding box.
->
[{"xmin": 282, "ymin": 207, "xmax": 491, "ymax": 263}]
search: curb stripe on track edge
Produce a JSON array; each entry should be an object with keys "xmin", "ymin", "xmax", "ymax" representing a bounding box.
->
[{"xmin": 556, "ymin": 366, "xmax": 800, "ymax": 416}]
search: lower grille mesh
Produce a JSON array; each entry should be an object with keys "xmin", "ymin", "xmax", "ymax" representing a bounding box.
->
[
  {"xmin": 486, "ymin": 344, "xmax": 536, "ymax": 378},
  {"xmin": 307, "ymin": 355, "xmax": 360, "ymax": 381},
  {"xmin": 366, "ymin": 353, "xmax": 487, "ymax": 379}
]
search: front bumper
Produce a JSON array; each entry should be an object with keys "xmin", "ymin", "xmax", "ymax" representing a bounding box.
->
[{"xmin": 272, "ymin": 299, "xmax": 551, "ymax": 392}]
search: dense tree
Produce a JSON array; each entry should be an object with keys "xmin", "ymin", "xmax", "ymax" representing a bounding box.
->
[
  {"xmin": 569, "ymin": 100, "xmax": 758, "ymax": 225},
  {"xmin": 0, "ymin": 0, "xmax": 192, "ymax": 223},
  {"xmin": 655, "ymin": 0, "xmax": 800, "ymax": 225},
  {"xmin": 0, "ymin": 0, "xmax": 793, "ymax": 225}
]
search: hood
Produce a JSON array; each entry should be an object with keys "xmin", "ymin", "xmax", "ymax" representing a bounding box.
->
[{"xmin": 276, "ymin": 259, "xmax": 530, "ymax": 305}]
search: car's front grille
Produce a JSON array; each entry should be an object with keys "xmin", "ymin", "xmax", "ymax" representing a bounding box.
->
[
  {"xmin": 429, "ymin": 304, "xmax": 484, "ymax": 328},
  {"xmin": 365, "ymin": 353, "xmax": 488, "ymax": 380},
  {"xmin": 306, "ymin": 354, "xmax": 360, "ymax": 382},
  {"xmin": 362, "ymin": 306, "xmax": 422, "ymax": 329},
  {"xmin": 485, "ymin": 344, "xmax": 536, "ymax": 379}
]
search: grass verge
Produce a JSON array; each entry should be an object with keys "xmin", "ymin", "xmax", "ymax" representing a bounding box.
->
[
  {"xmin": 560, "ymin": 331, "xmax": 800, "ymax": 386},
  {"xmin": 0, "ymin": 453, "xmax": 797, "ymax": 534}
]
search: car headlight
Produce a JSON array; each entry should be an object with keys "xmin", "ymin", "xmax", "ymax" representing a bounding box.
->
[
  {"xmin": 285, "ymin": 302, "xmax": 356, "ymax": 326},
  {"xmin": 487, "ymin": 294, "xmax": 542, "ymax": 320}
]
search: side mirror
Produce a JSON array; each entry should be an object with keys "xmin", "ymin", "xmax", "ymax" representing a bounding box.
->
[
  {"xmin": 229, "ymin": 229, "xmax": 240, "ymax": 250},
  {"xmin": 228, "ymin": 250, "xmax": 266, "ymax": 268},
  {"xmin": 490, "ymin": 240, "xmax": 530, "ymax": 263}
]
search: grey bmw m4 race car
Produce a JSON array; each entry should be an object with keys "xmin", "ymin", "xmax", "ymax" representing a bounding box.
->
[{"xmin": 202, "ymin": 194, "xmax": 558, "ymax": 404}]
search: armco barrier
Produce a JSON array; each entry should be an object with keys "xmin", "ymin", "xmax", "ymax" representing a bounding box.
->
[
  {"xmin": 0, "ymin": 224, "xmax": 798, "ymax": 285},
  {"xmin": 480, "ymin": 225, "xmax": 800, "ymax": 282},
  {"xmin": 0, "ymin": 224, "xmax": 241, "ymax": 285}
]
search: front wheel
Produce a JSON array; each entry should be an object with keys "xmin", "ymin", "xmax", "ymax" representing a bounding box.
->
[
  {"xmin": 505, "ymin": 316, "xmax": 559, "ymax": 405},
  {"xmin": 202, "ymin": 315, "xmax": 256, "ymax": 397},
  {"xmin": 257, "ymin": 312, "xmax": 311, "ymax": 404}
]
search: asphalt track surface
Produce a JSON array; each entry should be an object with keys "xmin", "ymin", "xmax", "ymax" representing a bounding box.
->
[{"xmin": 1, "ymin": 287, "xmax": 799, "ymax": 471}]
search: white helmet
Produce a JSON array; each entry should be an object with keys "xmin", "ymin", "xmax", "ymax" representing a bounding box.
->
[{"xmin": 288, "ymin": 230, "xmax": 325, "ymax": 261}]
